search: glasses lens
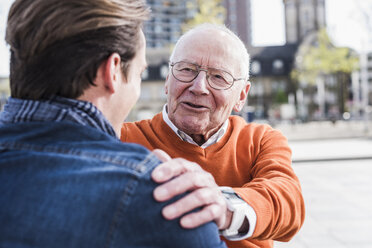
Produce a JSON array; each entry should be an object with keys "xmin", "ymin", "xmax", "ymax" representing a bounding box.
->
[
  {"xmin": 208, "ymin": 68, "xmax": 233, "ymax": 90},
  {"xmin": 172, "ymin": 62, "xmax": 198, "ymax": 82}
]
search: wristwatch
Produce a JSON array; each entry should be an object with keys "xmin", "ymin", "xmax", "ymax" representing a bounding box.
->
[{"xmin": 219, "ymin": 186, "xmax": 248, "ymax": 238}]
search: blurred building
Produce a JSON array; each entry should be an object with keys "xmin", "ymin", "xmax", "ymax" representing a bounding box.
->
[
  {"xmin": 223, "ymin": 0, "xmax": 252, "ymax": 46},
  {"xmin": 144, "ymin": 0, "xmax": 251, "ymax": 48},
  {"xmin": 248, "ymin": 44, "xmax": 298, "ymax": 120},
  {"xmin": 283, "ymin": 0, "xmax": 326, "ymax": 44},
  {"xmin": 248, "ymin": 0, "xmax": 327, "ymax": 121},
  {"xmin": 144, "ymin": 0, "xmax": 195, "ymax": 48},
  {"xmin": 350, "ymin": 51, "xmax": 372, "ymax": 120},
  {"xmin": 0, "ymin": 77, "xmax": 9, "ymax": 111},
  {"xmin": 365, "ymin": 53, "xmax": 372, "ymax": 105}
]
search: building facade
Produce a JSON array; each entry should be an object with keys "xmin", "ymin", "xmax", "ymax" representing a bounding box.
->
[
  {"xmin": 351, "ymin": 52, "xmax": 372, "ymax": 120},
  {"xmin": 249, "ymin": 0, "xmax": 329, "ymax": 122},
  {"xmin": 0, "ymin": 77, "xmax": 9, "ymax": 111},
  {"xmin": 283, "ymin": 0, "xmax": 326, "ymax": 44},
  {"xmin": 223, "ymin": 0, "xmax": 252, "ymax": 46},
  {"xmin": 144, "ymin": 0, "xmax": 251, "ymax": 48},
  {"xmin": 144, "ymin": 0, "xmax": 195, "ymax": 48}
]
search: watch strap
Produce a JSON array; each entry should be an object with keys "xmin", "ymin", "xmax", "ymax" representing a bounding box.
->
[{"xmin": 219, "ymin": 187, "xmax": 247, "ymax": 237}]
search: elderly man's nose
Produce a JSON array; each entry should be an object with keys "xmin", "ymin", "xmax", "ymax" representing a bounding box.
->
[{"xmin": 190, "ymin": 71, "xmax": 209, "ymax": 93}]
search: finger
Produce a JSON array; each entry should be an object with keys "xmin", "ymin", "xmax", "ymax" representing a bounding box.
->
[
  {"xmin": 161, "ymin": 187, "xmax": 221, "ymax": 220},
  {"xmin": 151, "ymin": 158, "xmax": 200, "ymax": 183},
  {"xmin": 180, "ymin": 204, "xmax": 225, "ymax": 229},
  {"xmin": 153, "ymin": 170, "xmax": 215, "ymax": 201},
  {"xmin": 152, "ymin": 149, "xmax": 171, "ymax": 162}
]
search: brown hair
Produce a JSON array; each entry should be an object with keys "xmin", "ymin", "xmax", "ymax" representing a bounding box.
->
[{"xmin": 6, "ymin": 0, "xmax": 149, "ymax": 99}]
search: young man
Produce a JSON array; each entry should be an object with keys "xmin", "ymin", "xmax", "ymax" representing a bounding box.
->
[
  {"xmin": 122, "ymin": 24, "xmax": 305, "ymax": 248},
  {"xmin": 0, "ymin": 1, "xmax": 226, "ymax": 247}
]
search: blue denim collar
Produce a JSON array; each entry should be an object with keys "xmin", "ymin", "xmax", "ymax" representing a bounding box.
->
[{"xmin": 0, "ymin": 96, "xmax": 116, "ymax": 138}]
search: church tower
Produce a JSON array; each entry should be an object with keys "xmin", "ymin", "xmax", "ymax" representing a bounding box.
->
[
  {"xmin": 283, "ymin": 0, "xmax": 326, "ymax": 44},
  {"xmin": 223, "ymin": 0, "xmax": 252, "ymax": 47}
]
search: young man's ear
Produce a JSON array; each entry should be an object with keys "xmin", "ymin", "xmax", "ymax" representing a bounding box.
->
[
  {"xmin": 101, "ymin": 53, "xmax": 125, "ymax": 93},
  {"xmin": 233, "ymin": 81, "xmax": 251, "ymax": 112}
]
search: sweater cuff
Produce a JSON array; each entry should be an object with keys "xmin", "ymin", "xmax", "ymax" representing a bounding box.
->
[
  {"xmin": 219, "ymin": 187, "xmax": 257, "ymax": 241},
  {"xmin": 226, "ymin": 199, "xmax": 257, "ymax": 241}
]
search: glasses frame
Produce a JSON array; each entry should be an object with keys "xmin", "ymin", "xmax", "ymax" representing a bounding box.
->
[{"xmin": 169, "ymin": 61, "xmax": 246, "ymax": 90}]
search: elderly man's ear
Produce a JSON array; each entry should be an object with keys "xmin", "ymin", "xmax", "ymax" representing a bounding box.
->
[
  {"xmin": 99, "ymin": 53, "xmax": 126, "ymax": 94},
  {"xmin": 164, "ymin": 74, "xmax": 169, "ymax": 95},
  {"xmin": 233, "ymin": 82, "xmax": 251, "ymax": 112}
]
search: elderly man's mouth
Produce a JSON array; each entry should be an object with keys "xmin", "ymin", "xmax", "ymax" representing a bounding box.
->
[{"xmin": 182, "ymin": 102, "xmax": 208, "ymax": 109}]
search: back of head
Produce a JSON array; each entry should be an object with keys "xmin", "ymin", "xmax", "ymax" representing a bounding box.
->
[{"xmin": 6, "ymin": 0, "xmax": 149, "ymax": 100}]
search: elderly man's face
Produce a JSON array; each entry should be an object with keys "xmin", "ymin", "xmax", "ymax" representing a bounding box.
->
[{"xmin": 165, "ymin": 28, "xmax": 250, "ymax": 138}]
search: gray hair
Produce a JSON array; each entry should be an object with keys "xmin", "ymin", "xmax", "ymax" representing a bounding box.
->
[{"xmin": 170, "ymin": 23, "xmax": 250, "ymax": 80}]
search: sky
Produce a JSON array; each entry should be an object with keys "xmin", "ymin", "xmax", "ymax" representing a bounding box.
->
[
  {"xmin": 251, "ymin": 0, "xmax": 372, "ymax": 50},
  {"xmin": 1, "ymin": 0, "xmax": 372, "ymax": 77},
  {"xmin": 326, "ymin": 0, "xmax": 372, "ymax": 51}
]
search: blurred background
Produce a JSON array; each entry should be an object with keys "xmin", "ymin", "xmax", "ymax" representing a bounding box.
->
[
  {"xmin": 1, "ymin": 0, "xmax": 372, "ymax": 126},
  {"xmin": 1, "ymin": 0, "xmax": 372, "ymax": 247}
]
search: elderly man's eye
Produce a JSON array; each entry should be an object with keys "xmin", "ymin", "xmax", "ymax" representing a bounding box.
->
[
  {"xmin": 211, "ymin": 73, "xmax": 225, "ymax": 81},
  {"xmin": 178, "ymin": 67, "xmax": 195, "ymax": 72}
]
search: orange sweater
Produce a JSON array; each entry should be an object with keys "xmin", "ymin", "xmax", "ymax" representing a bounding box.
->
[{"xmin": 121, "ymin": 113, "xmax": 305, "ymax": 248}]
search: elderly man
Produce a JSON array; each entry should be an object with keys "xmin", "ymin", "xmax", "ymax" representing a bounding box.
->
[
  {"xmin": 121, "ymin": 24, "xmax": 305, "ymax": 248},
  {"xmin": 0, "ymin": 1, "xmax": 227, "ymax": 247}
]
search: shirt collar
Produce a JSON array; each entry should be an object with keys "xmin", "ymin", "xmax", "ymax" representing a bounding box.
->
[
  {"xmin": 0, "ymin": 96, "xmax": 117, "ymax": 138},
  {"xmin": 162, "ymin": 105, "xmax": 228, "ymax": 148}
]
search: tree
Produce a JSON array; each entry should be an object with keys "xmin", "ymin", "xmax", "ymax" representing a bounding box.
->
[
  {"xmin": 182, "ymin": 0, "xmax": 226, "ymax": 33},
  {"xmin": 292, "ymin": 28, "xmax": 359, "ymax": 84},
  {"xmin": 292, "ymin": 28, "xmax": 359, "ymax": 117}
]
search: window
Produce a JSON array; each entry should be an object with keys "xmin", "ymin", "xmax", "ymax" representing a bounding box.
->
[
  {"xmin": 251, "ymin": 60, "xmax": 261, "ymax": 75},
  {"xmin": 272, "ymin": 59, "xmax": 284, "ymax": 73}
]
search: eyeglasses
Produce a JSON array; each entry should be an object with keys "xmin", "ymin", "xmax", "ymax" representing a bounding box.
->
[{"xmin": 169, "ymin": 61, "xmax": 246, "ymax": 90}]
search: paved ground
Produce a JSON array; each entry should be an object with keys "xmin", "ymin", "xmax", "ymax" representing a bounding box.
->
[
  {"xmin": 273, "ymin": 121, "xmax": 372, "ymax": 248},
  {"xmin": 275, "ymin": 158, "xmax": 372, "ymax": 248},
  {"xmin": 290, "ymin": 138, "xmax": 372, "ymax": 162}
]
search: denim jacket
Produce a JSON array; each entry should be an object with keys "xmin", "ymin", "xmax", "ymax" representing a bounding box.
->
[{"xmin": 0, "ymin": 97, "xmax": 226, "ymax": 248}]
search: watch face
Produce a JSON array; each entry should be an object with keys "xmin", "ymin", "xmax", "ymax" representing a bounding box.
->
[
  {"xmin": 225, "ymin": 193, "xmax": 235, "ymax": 200},
  {"xmin": 222, "ymin": 191, "xmax": 243, "ymax": 202},
  {"xmin": 220, "ymin": 187, "xmax": 243, "ymax": 201}
]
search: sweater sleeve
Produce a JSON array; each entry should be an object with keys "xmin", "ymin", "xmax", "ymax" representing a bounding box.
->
[{"xmin": 233, "ymin": 125, "xmax": 305, "ymax": 241}]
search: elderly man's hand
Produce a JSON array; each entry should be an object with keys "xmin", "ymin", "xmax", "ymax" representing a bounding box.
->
[{"xmin": 152, "ymin": 149, "xmax": 232, "ymax": 230}]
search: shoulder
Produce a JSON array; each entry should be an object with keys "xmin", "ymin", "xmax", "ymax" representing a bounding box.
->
[
  {"xmin": 116, "ymin": 172, "xmax": 227, "ymax": 248},
  {"xmin": 123, "ymin": 113, "xmax": 162, "ymax": 130},
  {"xmin": 229, "ymin": 116, "xmax": 283, "ymax": 138},
  {"xmin": 1, "ymin": 121, "xmax": 159, "ymax": 176},
  {"xmin": 228, "ymin": 116, "xmax": 289, "ymax": 153},
  {"xmin": 121, "ymin": 113, "xmax": 162, "ymax": 139}
]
